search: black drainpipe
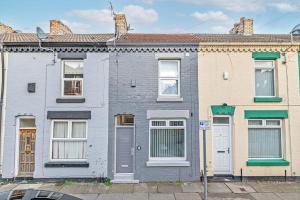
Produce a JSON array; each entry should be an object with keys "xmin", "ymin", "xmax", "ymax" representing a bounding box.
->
[{"xmin": 0, "ymin": 43, "xmax": 5, "ymax": 172}]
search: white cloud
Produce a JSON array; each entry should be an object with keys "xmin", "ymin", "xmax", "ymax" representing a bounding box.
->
[
  {"xmin": 61, "ymin": 20, "xmax": 92, "ymax": 33},
  {"xmin": 69, "ymin": 9, "xmax": 113, "ymax": 24},
  {"xmin": 123, "ymin": 5, "xmax": 159, "ymax": 24},
  {"xmin": 270, "ymin": 3, "xmax": 298, "ymax": 12},
  {"xmin": 179, "ymin": 0, "xmax": 266, "ymax": 12},
  {"xmin": 68, "ymin": 5, "xmax": 158, "ymax": 29},
  {"xmin": 141, "ymin": 0, "xmax": 155, "ymax": 3},
  {"xmin": 191, "ymin": 11, "xmax": 229, "ymax": 22}
]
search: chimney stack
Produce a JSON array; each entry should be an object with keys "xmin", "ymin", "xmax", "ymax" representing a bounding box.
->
[
  {"xmin": 114, "ymin": 13, "xmax": 128, "ymax": 37},
  {"xmin": 49, "ymin": 20, "xmax": 72, "ymax": 35},
  {"xmin": 0, "ymin": 22, "xmax": 16, "ymax": 34},
  {"xmin": 230, "ymin": 17, "xmax": 253, "ymax": 35}
]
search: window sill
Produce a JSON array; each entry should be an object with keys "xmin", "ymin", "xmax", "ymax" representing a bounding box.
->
[
  {"xmin": 156, "ymin": 97, "xmax": 183, "ymax": 102},
  {"xmin": 146, "ymin": 160, "xmax": 190, "ymax": 167},
  {"xmin": 44, "ymin": 161, "xmax": 89, "ymax": 168},
  {"xmin": 247, "ymin": 159, "xmax": 289, "ymax": 166},
  {"xmin": 253, "ymin": 97, "xmax": 282, "ymax": 103},
  {"xmin": 56, "ymin": 98, "xmax": 85, "ymax": 103}
]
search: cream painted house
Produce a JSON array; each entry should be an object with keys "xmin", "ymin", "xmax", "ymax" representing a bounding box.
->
[{"xmin": 197, "ymin": 18, "xmax": 300, "ymax": 179}]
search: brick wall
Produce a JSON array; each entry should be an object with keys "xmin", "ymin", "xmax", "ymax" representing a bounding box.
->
[
  {"xmin": 0, "ymin": 23, "xmax": 16, "ymax": 34},
  {"xmin": 49, "ymin": 20, "xmax": 72, "ymax": 35}
]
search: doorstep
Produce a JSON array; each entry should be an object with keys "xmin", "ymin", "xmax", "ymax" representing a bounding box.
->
[{"xmin": 112, "ymin": 173, "xmax": 139, "ymax": 184}]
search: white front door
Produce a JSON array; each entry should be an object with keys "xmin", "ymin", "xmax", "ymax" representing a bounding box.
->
[{"xmin": 212, "ymin": 117, "xmax": 232, "ymax": 175}]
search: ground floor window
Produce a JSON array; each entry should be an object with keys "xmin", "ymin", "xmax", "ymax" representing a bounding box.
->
[
  {"xmin": 248, "ymin": 119, "xmax": 282, "ymax": 159},
  {"xmin": 149, "ymin": 119, "xmax": 186, "ymax": 160},
  {"xmin": 51, "ymin": 120, "xmax": 87, "ymax": 160}
]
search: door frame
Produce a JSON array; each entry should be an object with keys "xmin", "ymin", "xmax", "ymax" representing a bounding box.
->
[
  {"xmin": 14, "ymin": 116, "xmax": 36, "ymax": 177},
  {"xmin": 114, "ymin": 116, "xmax": 135, "ymax": 176},
  {"xmin": 212, "ymin": 115, "xmax": 233, "ymax": 175}
]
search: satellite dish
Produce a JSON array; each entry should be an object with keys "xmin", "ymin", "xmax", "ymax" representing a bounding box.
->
[
  {"xmin": 291, "ymin": 24, "xmax": 300, "ymax": 36},
  {"xmin": 36, "ymin": 27, "xmax": 48, "ymax": 40}
]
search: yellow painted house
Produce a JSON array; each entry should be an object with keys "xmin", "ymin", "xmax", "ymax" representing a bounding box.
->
[{"xmin": 197, "ymin": 17, "xmax": 300, "ymax": 180}]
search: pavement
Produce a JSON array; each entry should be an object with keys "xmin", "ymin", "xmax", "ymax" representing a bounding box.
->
[{"xmin": 1, "ymin": 181, "xmax": 300, "ymax": 200}]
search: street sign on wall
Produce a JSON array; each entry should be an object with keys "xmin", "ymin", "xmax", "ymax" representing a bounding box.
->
[{"xmin": 199, "ymin": 120, "xmax": 210, "ymax": 130}]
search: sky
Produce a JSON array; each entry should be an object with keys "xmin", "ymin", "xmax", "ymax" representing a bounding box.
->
[{"xmin": 1, "ymin": 0, "xmax": 300, "ymax": 34}]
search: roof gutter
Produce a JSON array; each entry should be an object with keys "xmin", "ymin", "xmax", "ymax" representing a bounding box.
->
[
  {"xmin": 3, "ymin": 42, "xmax": 108, "ymax": 47},
  {"xmin": 199, "ymin": 42, "xmax": 300, "ymax": 46},
  {"xmin": 107, "ymin": 42, "xmax": 199, "ymax": 47}
]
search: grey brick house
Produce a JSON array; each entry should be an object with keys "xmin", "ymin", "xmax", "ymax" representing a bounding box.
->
[
  {"xmin": 0, "ymin": 32, "xmax": 113, "ymax": 179},
  {"xmin": 107, "ymin": 32, "xmax": 200, "ymax": 182}
]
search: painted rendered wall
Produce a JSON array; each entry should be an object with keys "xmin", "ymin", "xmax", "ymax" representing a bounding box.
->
[
  {"xmin": 2, "ymin": 52, "xmax": 109, "ymax": 178},
  {"xmin": 108, "ymin": 50, "xmax": 200, "ymax": 182},
  {"xmin": 198, "ymin": 51, "xmax": 298, "ymax": 177}
]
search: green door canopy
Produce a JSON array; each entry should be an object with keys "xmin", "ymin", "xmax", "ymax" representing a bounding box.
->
[
  {"xmin": 211, "ymin": 105, "xmax": 236, "ymax": 115},
  {"xmin": 244, "ymin": 110, "xmax": 288, "ymax": 119},
  {"xmin": 252, "ymin": 52, "xmax": 281, "ymax": 60}
]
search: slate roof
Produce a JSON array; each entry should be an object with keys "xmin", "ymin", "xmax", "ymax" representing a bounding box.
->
[
  {"xmin": 0, "ymin": 33, "xmax": 114, "ymax": 44},
  {"xmin": 195, "ymin": 34, "xmax": 300, "ymax": 43},
  {"xmin": 115, "ymin": 33, "xmax": 199, "ymax": 44},
  {"xmin": 1, "ymin": 33, "xmax": 300, "ymax": 44}
]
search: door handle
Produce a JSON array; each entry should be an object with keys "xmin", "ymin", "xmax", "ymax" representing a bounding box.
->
[
  {"xmin": 227, "ymin": 147, "xmax": 230, "ymax": 154},
  {"xmin": 217, "ymin": 151, "xmax": 225, "ymax": 153}
]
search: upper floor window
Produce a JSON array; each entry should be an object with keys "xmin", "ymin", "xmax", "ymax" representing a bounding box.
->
[
  {"xmin": 255, "ymin": 60, "xmax": 275, "ymax": 97},
  {"xmin": 62, "ymin": 60, "xmax": 83, "ymax": 97},
  {"xmin": 158, "ymin": 60, "xmax": 180, "ymax": 97}
]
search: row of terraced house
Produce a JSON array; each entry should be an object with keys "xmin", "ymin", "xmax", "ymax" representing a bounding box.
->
[{"xmin": 0, "ymin": 15, "xmax": 300, "ymax": 182}]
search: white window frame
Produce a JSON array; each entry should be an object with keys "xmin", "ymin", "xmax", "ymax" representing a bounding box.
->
[
  {"xmin": 149, "ymin": 119, "xmax": 186, "ymax": 161},
  {"xmin": 248, "ymin": 119, "xmax": 283, "ymax": 160},
  {"xmin": 254, "ymin": 60, "xmax": 276, "ymax": 97},
  {"xmin": 61, "ymin": 60, "xmax": 84, "ymax": 98},
  {"xmin": 50, "ymin": 120, "xmax": 88, "ymax": 162},
  {"xmin": 158, "ymin": 60, "xmax": 181, "ymax": 97}
]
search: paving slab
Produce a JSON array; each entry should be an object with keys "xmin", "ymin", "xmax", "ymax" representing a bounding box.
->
[
  {"xmin": 225, "ymin": 183, "xmax": 256, "ymax": 194},
  {"xmin": 277, "ymin": 182, "xmax": 300, "ymax": 193},
  {"xmin": 14, "ymin": 183, "xmax": 42, "ymax": 190},
  {"xmin": 38, "ymin": 183, "xmax": 64, "ymax": 192},
  {"xmin": 60, "ymin": 183, "xmax": 90, "ymax": 194},
  {"xmin": 71, "ymin": 194, "xmax": 99, "ymax": 200},
  {"xmin": 205, "ymin": 193, "xmax": 255, "ymax": 200},
  {"xmin": 149, "ymin": 193, "xmax": 175, "ymax": 200},
  {"xmin": 0, "ymin": 184, "xmax": 18, "ymax": 192},
  {"xmin": 123, "ymin": 193, "xmax": 148, "ymax": 200},
  {"xmin": 275, "ymin": 193, "xmax": 300, "ymax": 200},
  {"xmin": 86, "ymin": 184, "xmax": 109, "ymax": 194},
  {"xmin": 174, "ymin": 193, "xmax": 202, "ymax": 200},
  {"xmin": 251, "ymin": 182, "xmax": 300, "ymax": 193},
  {"xmin": 97, "ymin": 194, "xmax": 124, "ymax": 200},
  {"xmin": 181, "ymin": 182, "xmax": 203, "ymax": 193},
  {"xmin": 134, "ymin": 183, "xmax": 157, "ymax": 193},
  {"xmin": 250, "ymin": 193, "xmax": 281, "ymax": 200},
  {"xmin": 158, "ymin": 183, "xmax": 182, "ymax": 193},
  {"xmin": 108, "ymin": 184, "xmax": 134, "ymax": 193},
  {"xmin": 208, "ymin": 183, "xmax": 232, "ymax": 193}
]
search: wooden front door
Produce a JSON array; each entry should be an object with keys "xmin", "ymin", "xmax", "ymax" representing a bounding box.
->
[{"xmin": 18, "ymin": 129, "xmax": 36, "ymax": 177}]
